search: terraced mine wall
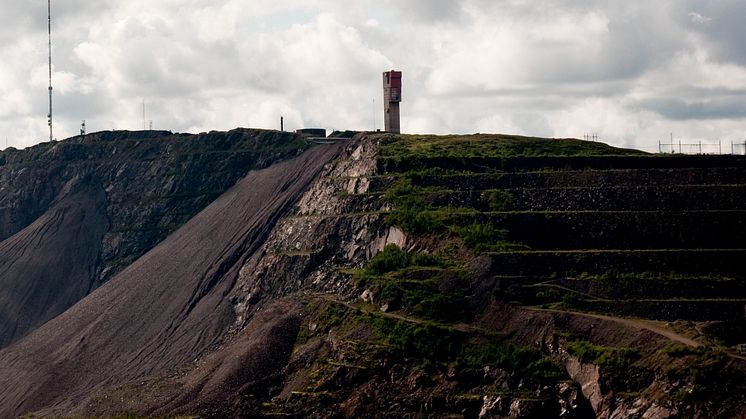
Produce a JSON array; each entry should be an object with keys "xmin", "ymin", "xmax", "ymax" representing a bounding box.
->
[
  {"xmin": 378, "ymin": 154, "xmax": 746, "ymax": 172},
  {"xmin": 410, "ymin": 156, "xmax": 746, "ymax": 325},
  {"xmin": 1, "ymin": 131, "xmax": 745, "ymax": 417},
  {"xmin": 366, "ymin": 137, "xmax": 746, "ymax": 417}
]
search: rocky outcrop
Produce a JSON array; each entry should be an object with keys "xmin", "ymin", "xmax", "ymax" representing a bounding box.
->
[{"xmin": 231, "ymin": 134, "xmax": 404, "ymax": 327}]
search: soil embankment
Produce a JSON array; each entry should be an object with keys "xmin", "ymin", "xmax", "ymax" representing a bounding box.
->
[
  {"xmin": 0, "ymin": 177, "xmax": 108, "ymax": 348},
  {"xmin": 0, "ymin": 143, "xmax": 342, "ymax": 417},
  {"xmin": 0, "ymin": 128, "xmax": 307, "ymax": 348}
]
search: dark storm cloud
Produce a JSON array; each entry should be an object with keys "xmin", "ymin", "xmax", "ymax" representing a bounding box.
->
[
  {"xmin": 641, "ymin": 97, "xmax": 746, "ymax": 120},
  {"xmin": 384, "ymin": 0, "xmax": 464, "ymax": 23},
  {"xmin": 681, "ymin": 0, "xmax": 746, "ymax": 65}
]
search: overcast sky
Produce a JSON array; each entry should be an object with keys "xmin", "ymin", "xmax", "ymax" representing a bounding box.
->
[{"xmin": 2, "ymin": 0, "xmax": 746, "ymax": 152}]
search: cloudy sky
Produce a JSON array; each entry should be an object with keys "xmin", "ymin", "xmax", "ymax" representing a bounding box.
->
[{"xmin": 2, "ymin": 0, "xmax": 746, "ymax": 152}]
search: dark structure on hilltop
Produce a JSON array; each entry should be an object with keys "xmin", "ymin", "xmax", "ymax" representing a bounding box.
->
[{"xmin": 383, "ymin": 70, "xmax": 402, "ymax": 133}]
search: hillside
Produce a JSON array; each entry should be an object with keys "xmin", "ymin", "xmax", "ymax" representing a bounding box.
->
[
  {"xmin": 0, "ymin": 131, "xmax": 744, "ymax": 418},
  {"xmin": 0, "ymin": 128, "xmax": 307, "ymax": 348},
  {"xmin": 0, "ymin": 137, "xmax": 341, "ymax": 416}
]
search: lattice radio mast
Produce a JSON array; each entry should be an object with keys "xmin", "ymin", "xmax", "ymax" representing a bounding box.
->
[{"xmin": 47, "ymin": 0, "xmax": 53, "ymax": 142}]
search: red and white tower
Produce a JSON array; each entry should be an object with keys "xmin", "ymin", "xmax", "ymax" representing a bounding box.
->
[{"xmin": 383, "ymin": 70, "xmax": 402, "ymax": 134}]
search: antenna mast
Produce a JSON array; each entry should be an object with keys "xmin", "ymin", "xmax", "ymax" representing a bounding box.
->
[{"xmin": 47, "ymin": 0, "xmax": 53, "ymax": 142}]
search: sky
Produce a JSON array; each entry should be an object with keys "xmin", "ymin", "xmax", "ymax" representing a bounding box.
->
[{"xmin": 1, "ymin": 1, "xmax": 746, "ymax": 152}]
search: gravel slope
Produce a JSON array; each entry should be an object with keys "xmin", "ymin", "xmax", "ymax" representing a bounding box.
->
[{"xmin": 0, "ymin": 143, "xmax": 342, "ymax": 417}]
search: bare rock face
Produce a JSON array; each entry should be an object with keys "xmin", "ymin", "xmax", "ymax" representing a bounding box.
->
[
  {"xmin": 562, "ymin": 349, "xmax": 682, "ymax": 419},
  {"xmin": 231, "ymin": 134, "xmax": 400, "ymax": 326},
  {"xmin": 564, "ymin": 355, "xmax": 606, "ymax": 412}
]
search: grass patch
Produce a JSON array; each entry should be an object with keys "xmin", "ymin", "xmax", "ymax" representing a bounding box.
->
[
  {"xmin": 379, "ymin": 134, "xmax": 646, "ymax": 160},
  {"xmin": 369, "ymin": 316, "xmax": 565, "ymax": 380},
  {"xmin": 380, "ymin": 174, "xmax": 524, "ymax": 252},
  {"xmin": 566, "ymin": 340, "xmax": 640, "ymax": 368},
  {"xmin": 370, "ymin": 316, "xmax": 463, "ymax": 362},
  {"xmin": 384, "ymin": 178, "xmax": 445, "ymax": 234},
  {"xmin": 666, "ymin": 350, "xmax": 742, "ymax": 402},
  {"xmin": 481, "ymin": 189, "xmax": 513, "ymax": 211},
  {"xmin": 449, "ymin": 223, "xmax": 526, "ymax": 252},
  {"xmin": 363, "ymin": 244, "xmax": 445, "ymax": 276},
  {"xmin": 576, "ymin": 271, "xmax": 735, "ymax": 282},
  {"xmin": 360, "ymin": 244, "xmax": 468, "ymax": 321},
  {"xmin": 456, "ymin": 339, "xmax": 566, "ymax": 380},
  {"xmin": 379, "ymin": 276, "xmax": 468, "ymax": 321},
  {"xmin": 665, "ymin": 345, "xmax": 710, "ymax": 358}
]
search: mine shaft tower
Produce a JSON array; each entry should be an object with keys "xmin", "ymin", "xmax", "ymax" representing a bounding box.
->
[{"xmin": 383, "ymin": 70, "xmax": 402, "ymax": 134}]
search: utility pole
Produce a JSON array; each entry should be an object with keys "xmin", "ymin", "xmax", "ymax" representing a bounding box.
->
[
  {"xmin": 670, "ymin": 132, "xmax": 673, "ymax": 153},
  {"xmin": 47, "ymin": 0, "xmax": 53, "ymax": 142}
]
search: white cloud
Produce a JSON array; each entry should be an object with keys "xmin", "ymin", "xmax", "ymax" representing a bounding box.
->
[
  {"xmin": 1, "ymin": 1, "xmax": 746, "ymax": 152},
  {"xmin": 688, "ymin": 12, "xmax": 712, "ymax": 25}
]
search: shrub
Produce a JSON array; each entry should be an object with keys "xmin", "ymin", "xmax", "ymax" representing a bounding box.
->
[
  {"xmin": 665, "ymin": 345, "xmax": 709, "ymax": 358},
  {"xmin": 482, "ymin": 189, "xmax": 513, "ymax": 211},
  {"xmin": 455, "ymin": 339, "xmax": 565, "ymax": 379},
  {"xmin": 371, "ymin": 316, "xmax": 464, "ymax": 360},
  {"xmin": 378, "ymin": 278, "xmax": 468, "ymax": 321},
  {"xmin": 450, "ymin": 223, "xmax": 525, "ymax": 252},
  {"xmin": 384, "ymin": 178, "xmax": 444, "ymax": 234},
  {"xmin": 365, "ymin": 244, "xmax": 411, "ymax": 276},
  {"xmin": 566, "ymin": 340, "xmax": 639, "ymax": 369}
]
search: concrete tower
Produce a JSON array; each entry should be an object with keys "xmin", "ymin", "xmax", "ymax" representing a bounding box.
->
[{"xmin": 383, "ymin": 70, "xmax": 402, "ymax": 133}]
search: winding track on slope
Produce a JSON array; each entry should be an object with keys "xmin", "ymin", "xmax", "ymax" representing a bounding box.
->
[{"xmin": 525, "ymin": 307, "xmax": 702, "ymax": 347}]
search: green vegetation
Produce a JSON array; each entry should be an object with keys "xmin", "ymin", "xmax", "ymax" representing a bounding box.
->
[
  {"xmin": 348, "ymin": 240, "xmax": 565, "ymax": 378},
  {"xmin": 378, "ymin": 276, "xmax": 468, "ymax": 320},
  {"xmin": 347, "ymin": 132, "xmax": 746, "ymax": 410},
  {"xmin": 364, "ymin": 244, "xmax": 412, "ymax": 275},
  {"xmin": 449, "ymin": 223, "xmax": 525, "ymax": 252},
  {"xmin": 566, "ymin": 340, "xmax": 640, "ymax": 368},
  {"xmin": 455, "ymin": 339, "xmax": 566, "ymax": 380},
  {"xmin": 382, "ymin": 177, "xmax": 525, "ymax": 251},
  {"xmin": 576, "ymin": 271, "xmax": 735, "ymax": 282},
  {"xmin": 481, "ymin": 189, "xmax": 513, "ymax": 211},
  {"xmin": 359, "ymin": 244, "xmax": 467, "ymax": 321},
  {"xmin": 379, "ymin": 133, "xmax": 646, "ymax": 160},
  {"xmin": 377, "ymin": 136, "xmax": 550, "ymax": 250},
  {"xmin": 384, "ymin": 178, "xmax": 444, "ymax": 234},
  {"xmin": 363, "ymin": 244, "xmax": 444, "ymax": 276},
  {"xmin": 665, "ymin": 345, "xmax": 711, "ymax": 358},
  {"xmin": 314, "ymin": 303, "xmax": 346, "ymax": 330},
  {"xmin": 370, "ymin": 316, "xmax": 463, "ymax": 361},
  {"xmin": 369, "ymin": 316, "xmax": 564, "ymax": 380},
  {"xmin": 666, "ymin": 347, "xmax": 741, "ymax": 402}
]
